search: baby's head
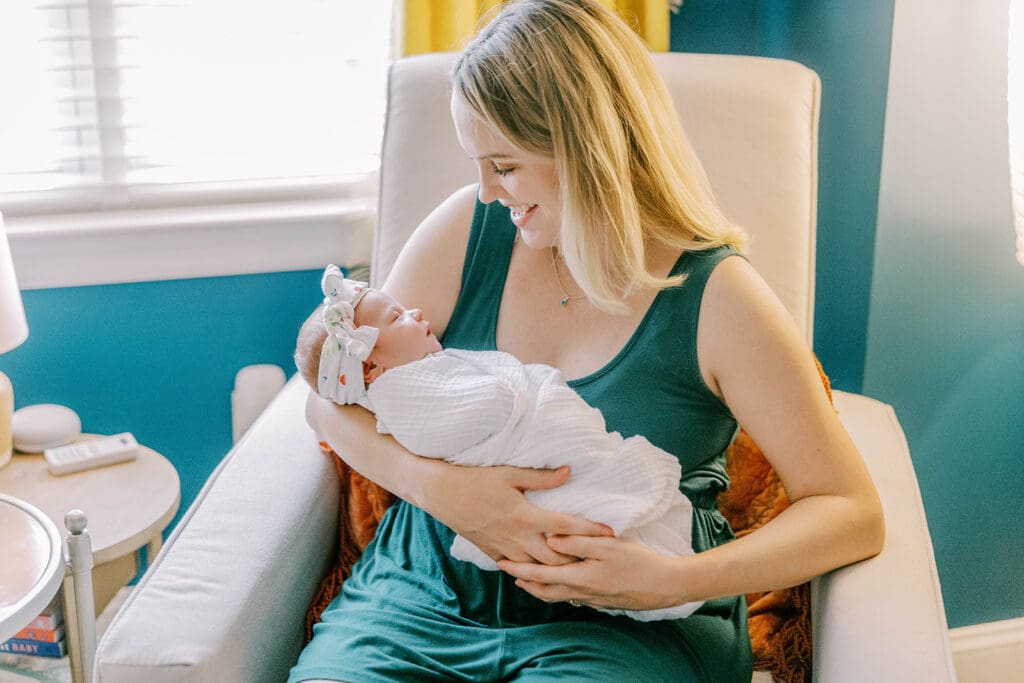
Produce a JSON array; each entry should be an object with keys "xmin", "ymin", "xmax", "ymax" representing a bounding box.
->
[{"xmin": 295, "ymin": 265, "xmax": 442, "ymax": 405}]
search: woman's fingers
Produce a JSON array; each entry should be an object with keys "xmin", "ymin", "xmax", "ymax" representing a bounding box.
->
[
  {"xmin": 546, "ymin": 533, "xmax": 612, "ymax": 557},
  {"xmin": 546, "ymin": 513, "xmax": 614, "ymax": 539},
  {"xmin": 496, "ymin": 535, "xmax": 614, "ymax": 582},
  {"xmin": 439, "ymin": 464, "xmax": 611, "ymax": 566},
  {"xmin": 508, "ymin": 466, "xmax": 615, "ymax": 539},
  {"xmin": 509, "ymin": 464, "xmax": 571, "ymax": 490},
  {"xmin": 523, "ymin": 535, "xmax": 579, "ymax": 566},
  {"xmin": 497, "ymin": 559, "xmax": 588, "ymax": 604},
  {"xmin": 500, "ymin": 536, "xmax": 686, "ymax": 612},
  {"xmin": 514, "ymin": 578, "xmax": 574, "ymax": 604},
  {"xmin": 494, "ymin": 538, "xmax": 574, "ymax": 566},
  {"xmin": 497, "ymin": 558, "xmax": 569, "ymax": 585}
]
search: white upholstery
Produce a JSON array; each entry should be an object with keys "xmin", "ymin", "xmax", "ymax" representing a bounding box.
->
[
  {"xmin": 96, "ymin": 379, "xmax": 338, "ymax": 682},
  {"xmin": 818, "ymin": 392, "xmax": 957, "ymax": 682},
  {"xmin": 95, "ymin": 52, "xmax": 955, "ymax": 682}
]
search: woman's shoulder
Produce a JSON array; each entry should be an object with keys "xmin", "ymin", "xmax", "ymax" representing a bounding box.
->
[
  {"xmin": 425, "ymin": 183, "xmax": 479, "ymax": 231},
  {"xmin": 383, "ymin": 184, "xmax": 479, "ymax": 337},
  {"xmin": 699, "ymin": 254, "xmax": 786, "ymax": 338},
  {"xmin": 677, "ymin": 243, "xmax": 743, "ymax": 273},
  {"xmin": 397, "ymin": 184, "xmax": 478, "ymax": 260},
  {"xmin": 697, "ymin": 253, "xmax": 810, "ymax": 398}
]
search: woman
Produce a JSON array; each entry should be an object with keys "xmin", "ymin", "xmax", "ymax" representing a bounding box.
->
[{"xmin": 290, "ymin": 1, "xmax": 884, "ymax": 681}]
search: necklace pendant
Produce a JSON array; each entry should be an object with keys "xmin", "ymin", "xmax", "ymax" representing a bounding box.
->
[{"xmin": 560, "ymin": 298, "xmax": 568, "ymax": 307}]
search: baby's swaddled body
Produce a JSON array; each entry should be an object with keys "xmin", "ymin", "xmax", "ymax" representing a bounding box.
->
[{"xmin": 366, "ymin": 348, "xmax": 702, "ymax": 621}]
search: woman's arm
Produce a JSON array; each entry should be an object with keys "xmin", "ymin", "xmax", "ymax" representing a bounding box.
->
[
  {"xmin": 498, "ymin": 256, "xmax": 884, "ymax": 609},
  {"xmin": 681, "ymin": 255, "xmax": 884, "ymax": 597},
  {"xmin": 309, "ymin": 184, "xmax": 611, "ymax": 565},
  {"xmin": 379, "ymin": 184, "xmax": 477, "ymax": 335}
]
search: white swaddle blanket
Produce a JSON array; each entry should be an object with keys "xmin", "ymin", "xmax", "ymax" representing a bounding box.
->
[{"xmin": 365, "ymin": 348, "xmax": 703, "ymax": 621}]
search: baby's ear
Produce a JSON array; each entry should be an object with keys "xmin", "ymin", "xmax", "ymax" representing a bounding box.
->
[{"xmin": 363, "ymin": 360, "xmax": 383, "ymax": 385}]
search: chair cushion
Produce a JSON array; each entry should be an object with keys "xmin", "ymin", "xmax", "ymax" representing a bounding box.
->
[{"xmin": 95, "ymin": 378, "xmax": 338, "ymax": 683}]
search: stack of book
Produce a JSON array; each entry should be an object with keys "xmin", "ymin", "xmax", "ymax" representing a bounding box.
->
[{"xmin": 0, "ymin": 596, "xmax": 66, "ymax": 658}]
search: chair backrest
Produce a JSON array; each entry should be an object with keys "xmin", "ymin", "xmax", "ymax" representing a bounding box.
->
[{"xmin": 373, "ymin": 51, "xmax": 820, "ymax": 343}]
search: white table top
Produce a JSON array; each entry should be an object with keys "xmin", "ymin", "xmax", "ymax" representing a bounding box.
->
[
  {"xmin": 0, "ymin": 493, "xmax": 64, "ymax": 643},
  {"xmin": 0, "ymin": 436, "xmax": 180, "ymax": 566}
]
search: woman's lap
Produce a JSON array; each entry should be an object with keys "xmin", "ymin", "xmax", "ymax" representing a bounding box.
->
[
  {"xmin": 287, "ymin": 598, "xmax": 748, "ymax": 683},
  {"xmin": 288, "ymin": 505, "xmax": 750, "ymax": 682}
]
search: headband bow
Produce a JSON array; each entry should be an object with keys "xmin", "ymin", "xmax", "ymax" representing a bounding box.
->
[{"xmin": 317, "ymin": 265, "xmax": 379, "ymax": 405}]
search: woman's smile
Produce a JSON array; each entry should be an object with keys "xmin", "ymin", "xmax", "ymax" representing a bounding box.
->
[{"xmin": 507, "ymin": 203, "xmax": 538, "ymax": 228}]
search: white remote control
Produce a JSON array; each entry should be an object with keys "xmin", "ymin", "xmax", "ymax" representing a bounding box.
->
[{"xmin": 44, "ymin": 433, "xmax": 139, "ymax": 475}]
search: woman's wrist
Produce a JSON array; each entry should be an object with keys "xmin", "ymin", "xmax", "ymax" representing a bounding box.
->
[
  {"xmin": 398, "ymin": 455, "xmax": 452, "ymax": 512},
  {"xmin": 661, "ymin": 548, "xmax": 724, "ymax": 607}
]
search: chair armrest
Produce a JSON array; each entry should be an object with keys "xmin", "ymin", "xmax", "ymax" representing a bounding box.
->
[
  {"xmin": 811, "ymin": 391, "xmax": 956, "ymax": 682},
  {"xmin": 96, "ymin": 376, "xmax": 338, "ymax": 683}
]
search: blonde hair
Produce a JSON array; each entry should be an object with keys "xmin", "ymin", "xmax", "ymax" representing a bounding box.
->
[{"xmin": 453, "ymin": 0, "xmax": 747, "ymax": 313}]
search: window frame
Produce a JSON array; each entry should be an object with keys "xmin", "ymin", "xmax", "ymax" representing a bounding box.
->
[
  {"xmin": 4, "ymin": 183, "xmax": 377, "ymax": 290},
  {"xmin": 1, "ymin": 1, "xmax": 390, "ymax": 290}
]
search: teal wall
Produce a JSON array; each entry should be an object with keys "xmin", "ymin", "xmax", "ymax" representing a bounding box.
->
[
  {"xmin": 863, "ymin": 0, "xmax": 1024, "ymax": 628},
  {"xmin": 0, "ymin": 271, "xmax": 324, "ymax": 540},
  {"xmin": 671, "ymin": 0, "xmax": 896, "ymax": 392}
]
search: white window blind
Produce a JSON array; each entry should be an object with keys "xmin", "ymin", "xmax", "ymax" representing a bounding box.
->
[{"xmin": 0, "ymin": 1, "xmax": 392, "ymax": 213}]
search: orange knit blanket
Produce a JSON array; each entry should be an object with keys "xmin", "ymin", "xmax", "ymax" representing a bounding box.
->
[{"xmin": 305, "ymin": 362, "xmax": 831, "ymax": 683}]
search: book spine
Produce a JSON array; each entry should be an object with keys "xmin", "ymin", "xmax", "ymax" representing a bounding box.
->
[
  {"xmin": 24, "ymin": 613, "xmax": 63, "ymax": 631},
  {"xmin": 0, "ymin": 638, "xmax": 68, "ymax": 658},
  {"xmin": 11, "ymin": 625, "xmax": 65, "ymax": 643}
]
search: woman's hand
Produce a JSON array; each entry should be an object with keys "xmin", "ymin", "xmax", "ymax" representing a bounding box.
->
[
  {"xmin": 428, "ymin": 464, "xmax": 615, "ymax": 566},
  {"xmin": 497, "ymin": 535, "xmax": 688, "ymax": 611}
]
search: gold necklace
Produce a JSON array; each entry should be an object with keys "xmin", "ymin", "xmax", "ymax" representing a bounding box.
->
[{"xmin": 550, "ymin": 247, "xmax": 586, "ymax": 307}]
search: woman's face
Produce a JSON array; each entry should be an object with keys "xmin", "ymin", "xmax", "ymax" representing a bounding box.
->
[
  {"xmin": 355, "ymin": 290, "xmax": 442, "ymax": 370},
  {"xmin": 451, "ymin": 93, "xmax": 561, "ymax": 248}
]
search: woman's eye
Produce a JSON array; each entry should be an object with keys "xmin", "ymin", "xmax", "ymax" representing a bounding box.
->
[{"xmin": 491, "ymin": 163, "xmax": 515, "ymax": 177}]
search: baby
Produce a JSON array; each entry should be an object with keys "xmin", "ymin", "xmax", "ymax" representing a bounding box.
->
[{"xmin": 295, "ymin": 265, "xmax": 704, "ymax": 621}]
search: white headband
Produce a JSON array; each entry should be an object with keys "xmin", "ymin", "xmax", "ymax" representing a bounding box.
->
[{"xmin": 317, "ymin": 265, "xmax": 379, "ymax": 405}]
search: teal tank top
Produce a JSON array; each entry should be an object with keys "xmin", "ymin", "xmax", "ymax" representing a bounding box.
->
[{"xmin": 445, "ymin": 199, "xmax": 740, "ymax": 548}]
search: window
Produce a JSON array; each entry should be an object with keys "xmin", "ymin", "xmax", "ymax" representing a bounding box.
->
[
  {"xmin": 0, "ymin": 1, "xmax": 393, "ymax": 287},
  {"xmin": 1009, "ymin": 0, "xmax": 1024, "ymax": 265}
]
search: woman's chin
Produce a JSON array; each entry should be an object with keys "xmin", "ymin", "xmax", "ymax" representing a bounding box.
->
[{"xmin": 516, "ymin": 224, "xmax": 558, "ymax": 250}]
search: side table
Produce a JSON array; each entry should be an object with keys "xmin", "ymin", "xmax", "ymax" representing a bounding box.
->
[
  {"xmin": 0, "ymin": 436, "xmax": 180, "ymax": 681},
  {"xmin": 0, "ymin": 494, "xmax": 94, "ymax": 682},
  {"xmin": 0, "ymin": 494, "xmax": 63, "ymax": 644}
]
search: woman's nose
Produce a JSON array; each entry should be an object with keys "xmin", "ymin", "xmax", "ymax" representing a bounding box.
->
[{"xmin": 477, "ymin": 169, "xmax": 501, "ymax": 204}]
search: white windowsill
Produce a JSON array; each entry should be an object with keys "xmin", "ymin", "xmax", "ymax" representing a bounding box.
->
[{"xmin": 5, "ymin": 197, "xmax": 376, "ymax": 290}]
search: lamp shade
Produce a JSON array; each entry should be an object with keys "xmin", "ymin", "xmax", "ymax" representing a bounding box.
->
[{"xmin": 0, "ymin": 213, "xmax": 28, "ymax": 354}]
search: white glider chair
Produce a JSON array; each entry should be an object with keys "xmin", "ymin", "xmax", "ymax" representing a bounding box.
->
[{"xmin": 94, "ymin": 53, "xmax": 957, "ymax": 682}]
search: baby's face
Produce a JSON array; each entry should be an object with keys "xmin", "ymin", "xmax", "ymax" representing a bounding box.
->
[{"xmin": 355, "ymin": 290, "xmax": 442, "ymax": 369}]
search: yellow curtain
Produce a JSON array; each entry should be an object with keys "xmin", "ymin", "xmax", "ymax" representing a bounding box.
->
[{"xmin": 402, "ymin": 0, "xmax": 671, "ymax": 56}]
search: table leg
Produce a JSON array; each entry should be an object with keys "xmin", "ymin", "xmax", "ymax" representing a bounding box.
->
[
  {"xmin": 147, "ymin": 533, "xmax": 163, "ymax": 564},
  {"xmin": 63, "ymin": 510, "xmax": 96, "ymax": 683}
]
